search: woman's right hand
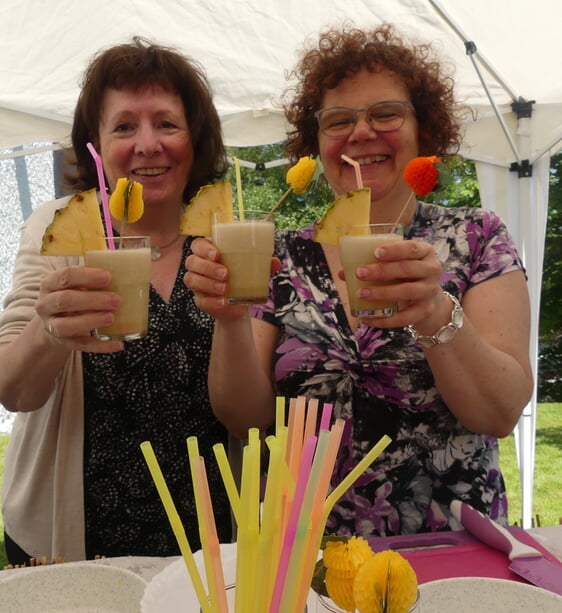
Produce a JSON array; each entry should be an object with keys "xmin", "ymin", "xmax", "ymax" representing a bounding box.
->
[{"xmin": 35, "ymin": 265, "xmax": 124, "ymax": 353}]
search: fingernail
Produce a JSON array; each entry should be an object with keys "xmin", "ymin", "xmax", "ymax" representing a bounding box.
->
[
  {"xmin": 359, "ymin": 288, "xmax": 371, "ymax": 298},
  {"xmin": 374, "ymin": 247, "xmax": 386, "ymax": 258},
  {"xmin": 208, "ymin": 248, "xmax": 218, "ymax": 261},
  {"xmin": 357, "ymin": 267, "xmax": 370, "ymax": 280},
  {"xmin": 214, "ymin": 282, "xmax": 226, "ymax": 293},
  {"xmin": 216, "ymin": 268, "xmax": 227, "ymax": 280}
]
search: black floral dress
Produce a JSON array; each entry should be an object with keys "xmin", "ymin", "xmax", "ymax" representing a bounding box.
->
[
  {"xmin": 252, "ymin": 202, "xmax": 525, "ymax": 537},
  {"xmin": 82, "ymin": 237, "xmax": 231, "ymax": 558}
]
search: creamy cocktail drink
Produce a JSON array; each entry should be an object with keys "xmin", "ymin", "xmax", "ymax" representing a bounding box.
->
[
  {"xmin": 84, "ymin": 236, "xmax": 151, "ymax": 340},
  {"xmin": 338, "ymin": 223, "xmax": 403, "ymax": 317},
  {"xmin": 212, "ymin": 211, "xmax": 275, "ymax": 304}
]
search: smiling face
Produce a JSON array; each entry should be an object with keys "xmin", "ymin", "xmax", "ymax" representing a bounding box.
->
[
  {"xmin": 97, "ymin": 85, "xmax": 194, "ymax": 210},
  {"xmin": 318, "ymin": 69, "xmax": 418, "ymax": 212}
]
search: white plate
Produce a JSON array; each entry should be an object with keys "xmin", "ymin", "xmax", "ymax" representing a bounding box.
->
[
  {"xmin": 0, "ymin": 562, "xmax": 147, "ymax": 612},
  {"xmin": 141, "ymin": 542, "xmax": 321, "ymax": 612},
  {"xmin": 418, "ymin": 577, "xmax": 562, "ymax": 612}
]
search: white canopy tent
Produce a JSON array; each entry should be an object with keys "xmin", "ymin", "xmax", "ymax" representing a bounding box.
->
[{"xmin": 1, "ymin": 0, "xmax": 561, "ymax": 527}]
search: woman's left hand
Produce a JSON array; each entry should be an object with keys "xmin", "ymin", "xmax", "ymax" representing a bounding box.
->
[{"xmin": 342, "ymin": 238, "xmax": 450, "ymax": 331}]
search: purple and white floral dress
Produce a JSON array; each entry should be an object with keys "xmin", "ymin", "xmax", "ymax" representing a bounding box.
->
[{"xmin": 252, "ymin": 201, "xmax": 524, "ymax": 537}]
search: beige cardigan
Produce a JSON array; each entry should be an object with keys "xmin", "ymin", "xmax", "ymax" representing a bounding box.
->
[{"xmin": 1, "ymin": 197, "xmax": 87, "ymax": 561}]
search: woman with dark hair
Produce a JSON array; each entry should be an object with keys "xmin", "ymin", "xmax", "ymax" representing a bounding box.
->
[
  {"xmin": 185, "ymin": 25, "xmax": 533, "ymax": 537},
  {"xmin": 0, "ymin": 37, "xmax": 231, "ymax": 563}
]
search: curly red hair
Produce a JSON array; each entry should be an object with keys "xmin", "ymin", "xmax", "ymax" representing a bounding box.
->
[{"xmin": 283, "ymin": 24, "xmax": 466, "ymax": 163}]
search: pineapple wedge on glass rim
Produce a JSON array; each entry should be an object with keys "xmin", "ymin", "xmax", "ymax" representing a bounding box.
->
[
  {"xmin": 180, "ymin": 181, "xmax": 234, "ymax": 237},
  {"xmin": 313, "ymin": 188, "xmax": 371, "ymax": 245},
  {"xmin": 40, "ymin": 188, "xmax": 107, "ymax": 256}
]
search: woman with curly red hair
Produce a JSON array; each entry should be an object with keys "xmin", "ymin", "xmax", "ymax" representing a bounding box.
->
[{"xmin": 185, "ymin": 24, "xmax": 532, "ymax": 537}]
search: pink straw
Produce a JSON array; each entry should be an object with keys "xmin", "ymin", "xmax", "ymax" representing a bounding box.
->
[
  {"xmin": 86, "ymin": 142, "xmax": 115, "ymax": 249},
  {"xmin": 319, "ymin": 402, "xmax": 333, "ymax": 431},
  {"xmin": 341, "ymin": 154, "xmax": 363, "ymax": 189}
]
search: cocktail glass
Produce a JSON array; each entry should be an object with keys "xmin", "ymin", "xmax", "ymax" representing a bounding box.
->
[
  {"xmin": 338, "ymin": 223, "xmax": 404, "ymax": 317},
  {"xmin": 211, "ymin": 210, "xmax": 275, "ymax": 305},
  {"xmin": 84, "ymin": 235, "xmax": 151, "ymax": 340}
]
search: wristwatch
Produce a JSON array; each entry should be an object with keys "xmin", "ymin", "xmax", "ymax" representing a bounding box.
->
[{"xmin": 406, "ymin": 291, "xmax": 464, "ymax": 348}]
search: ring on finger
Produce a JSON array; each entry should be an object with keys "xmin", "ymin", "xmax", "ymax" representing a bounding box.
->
[{"xmin": 46, "ymin": 321, "xmax": 59, "ymax": 338}]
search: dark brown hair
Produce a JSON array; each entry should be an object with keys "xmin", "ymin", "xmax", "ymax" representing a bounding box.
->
[
  {"xmin": 284, "ymin": 24, "xmax": 465, "ymax": 162},
  {"xmin": 63, "ymin": 36, "xmax": 227, "ymax": 201}
]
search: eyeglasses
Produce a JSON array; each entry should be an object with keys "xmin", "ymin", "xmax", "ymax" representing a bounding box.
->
[{"xmin": 314, "ymin": 100, "xmax": 414, "ymax": 138}]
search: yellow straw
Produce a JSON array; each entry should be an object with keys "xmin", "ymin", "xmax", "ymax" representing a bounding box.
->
[
  {"xmin": 213, "ymin": 442, "xmax": 241, "ymax": 524},
  {"xmin": 233, "ymin": 157, "xmax": 245, "ymax": 220},
  {"xmin": 322, "ymin": 434, "xmax": 392, "ymax": 526},
  {"xmin": 341, "ymin": 154, "xmax": 363, "ymax": 189},
  {"xmin": 254, "ymin": 435, "xmax": 284, "ymax": 613},
  {"xmin": 235, "ymin": 434, "xmax": 260, "ymax": 613},
  {"xmin": 275, "ymin": 396, "xmax": 286, "ymax": 436},
  {"xmin": 187, "ymin": 437, "xmax": 221, "ymax": 613},
  {"xmin": 140, "ymin": 442, "xmax": 211, "ymax": 613}
]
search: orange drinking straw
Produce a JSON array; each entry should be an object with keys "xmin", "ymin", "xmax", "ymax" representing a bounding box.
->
[
  {"xmin": 140, "ymin": 442, "xmax": 211, "ymax": 613},
  {"xmin": 280, "ymin": 428, "xmax": 330, "ymax": 613},
  {"xmin": 187, "ymin": 437, "xmax": 224, "ymax": 613},
  {"xmin": 196, "ymin": 457, "xmax": 229, "ymax": 613},
  {"xmin": 286, "ymin": 396, "xmax": 306, "ymax": 481},
  {"xmin": 293, "ymin": 418, "xmax": 345, "ymax": 610},
  {"xmin": 303, "ymin": 398, "xmax": 319, "ymax": 443}
]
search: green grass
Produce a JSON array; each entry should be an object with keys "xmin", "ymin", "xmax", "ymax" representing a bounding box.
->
[
  {"xmin": 0, "ymin": 404, "xmax": 559, "ymax": 568},
  {"xmin": 498, "ymin": 402, "xmax": 562, "ymax": 527}
]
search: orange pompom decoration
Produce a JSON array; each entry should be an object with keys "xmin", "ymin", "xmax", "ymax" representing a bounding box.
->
[{"xmin": 403, "ymin": 155, "xmax": 441, "ymax": 196}]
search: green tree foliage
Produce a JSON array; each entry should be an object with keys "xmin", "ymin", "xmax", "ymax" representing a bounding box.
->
[
  {"xmin": 225, "ymin": 144, "xmax": 331, "ymax": 229},
  {"xmin": 225, "ymin": 145, "xmax": 562, "ymax": 400},
  {"xmin": 537, "ymin": 153, "xmax": 562, "ymax": 401}
]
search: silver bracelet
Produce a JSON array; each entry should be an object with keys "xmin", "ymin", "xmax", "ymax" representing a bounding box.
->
[{"xmin": 406, "ymin": 291, "xmax": 464, "ymax": 348}]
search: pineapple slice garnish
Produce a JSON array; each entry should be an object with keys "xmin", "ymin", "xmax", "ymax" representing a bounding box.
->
[
  {"xmin": 41, "ymin": 188, "xmax": 107, "ymax": 256},
  {"xmin": 179, "ymin": 181, "xmax": 234, "ymax": 237},
  {"xmin": 313, "ymin": 188, "xmax": 371, "ymax": 245}
]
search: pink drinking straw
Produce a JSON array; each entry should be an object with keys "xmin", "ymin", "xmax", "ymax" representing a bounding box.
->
[
  {"xmin": 319, "ymin": 402, "xmax": 333, "ymax": 432},
  {"xmin": 269, "ymin": 434, "xmax": 317, "ymax": 613},
  {"xmin": 86, "ymin": 142, "xmax": 115, "ymax": 249}
]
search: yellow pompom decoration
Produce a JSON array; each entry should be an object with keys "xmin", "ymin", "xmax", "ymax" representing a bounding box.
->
[
  {"xmin": 324, "ymin": 537, "xmax": 374, "ymax": 612},
  {"xmin": 286, "ymin": 156, "xmax": 317, "ymax": 194},
  {"xmin": 109, "ymin": 178, "xmax": 144, "ymax": 223},
  {"xmin": 353, "ymin": 550, "xmax": 418, "ymax": 613}
]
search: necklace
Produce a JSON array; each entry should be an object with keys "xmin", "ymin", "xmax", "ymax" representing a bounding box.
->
[{"xmin": 151, "ymin": 234, "xmax": 182, "ymax": 260}]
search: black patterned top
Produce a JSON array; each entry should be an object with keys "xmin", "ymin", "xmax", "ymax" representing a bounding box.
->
[{"xmin": 82, "ymin": 237, "xmax": 231, "ymax": 558}]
